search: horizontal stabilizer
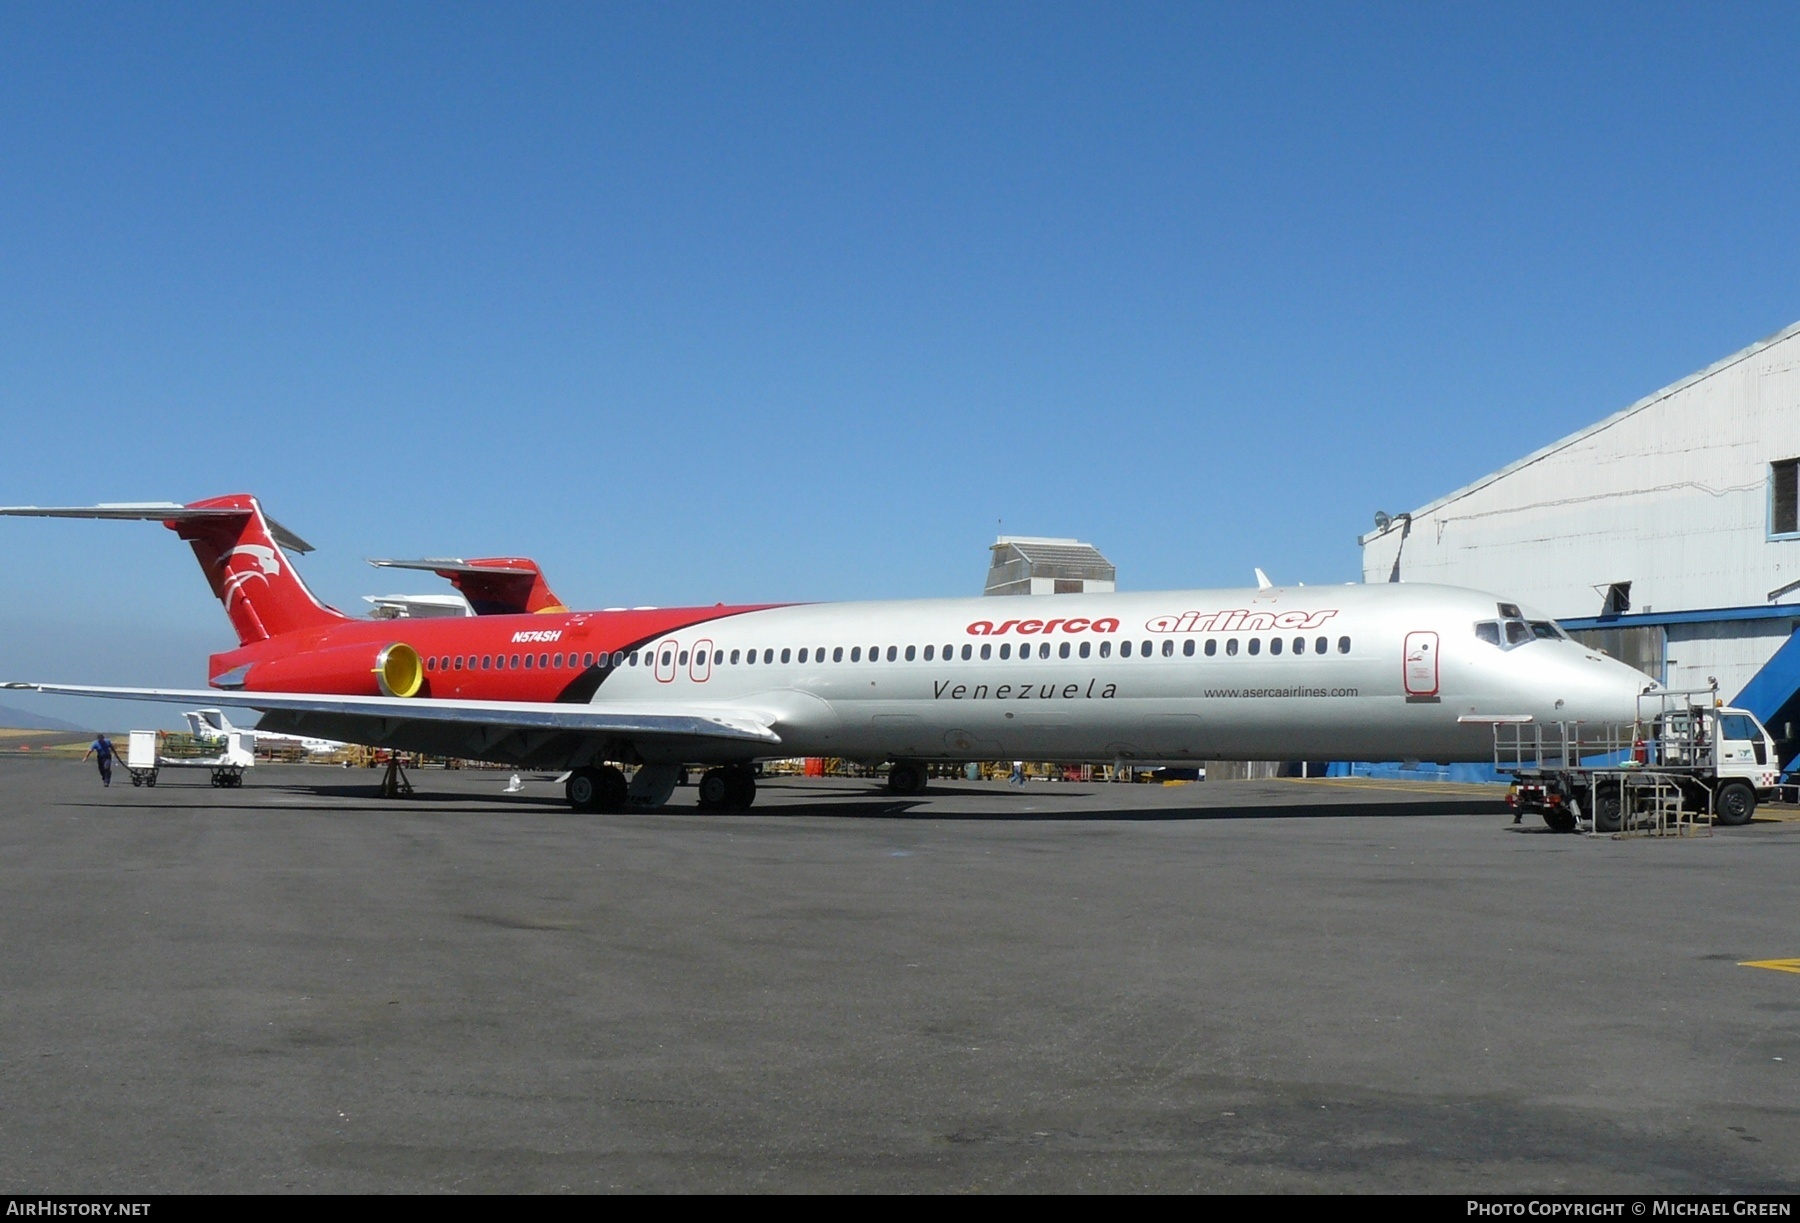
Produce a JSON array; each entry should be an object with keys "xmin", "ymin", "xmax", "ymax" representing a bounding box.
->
[{"xmin": 0, "ymin": 502, "xmax": 316, "ymax": 553}]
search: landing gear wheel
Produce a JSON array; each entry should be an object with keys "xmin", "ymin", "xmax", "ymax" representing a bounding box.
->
[
  {"xmin": 567, "ymin": 765, "xmax": 630, "ymax": 812},
  {"xmin": 1716, "ymin": 782, "xmax": 1757, "ymax": 827},
  {"xmin": 1541, "ymin": 807, "xmax": 1576, "ymax": 833},
  {"xmin": 723, "ymin": 764, "xmax": 757, "ymax": 810},
  {"xmin": 1592, "ymin": 783, "xmax": 1624, "ymax": 834},
  {"xmin": 887, "ymin": 760, "xmax": 928, "ymax": 796},
  {"xmin": 697, "ymin": 768, "xmax": 731, "ymax": 809},
  {"xmin": 567, "ymin": 767, "xmax": 601, "ymax": 811}
]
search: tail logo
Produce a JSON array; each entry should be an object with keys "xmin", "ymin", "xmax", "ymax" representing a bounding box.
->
[{"xmin": 217, "ymin": 544, "xmax": 282, "ymax": 608}]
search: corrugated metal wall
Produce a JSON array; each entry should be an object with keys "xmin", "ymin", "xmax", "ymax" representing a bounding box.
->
[{"xmin": 1361, "ymin": 321, "xmax": 1800, "ymax": 700}]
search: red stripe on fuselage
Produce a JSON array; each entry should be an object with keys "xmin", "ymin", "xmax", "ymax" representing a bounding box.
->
[{"xmin": 209, "ymin": 604, "xmax": 790, "ymax": 702}]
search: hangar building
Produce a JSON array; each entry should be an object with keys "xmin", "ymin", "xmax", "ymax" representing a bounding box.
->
[{"xmin": 1361, "ymin": 319, "xmax": 1800, "ymax": 769}]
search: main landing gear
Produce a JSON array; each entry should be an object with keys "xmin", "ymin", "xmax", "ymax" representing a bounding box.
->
[
  {"xmin": 697, "ymin": 764, "xmax": 757, "ymax": 811},
  {"xmin": 565, "ymin": 765, "xmax": 629, "ymax": 813},
  {"xmin": 886, "ymin": 760, "xmax": 928, "ymax": 796}
]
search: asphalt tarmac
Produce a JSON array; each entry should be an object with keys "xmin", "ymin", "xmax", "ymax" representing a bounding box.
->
[{"xmin": 2, "ymin": 758, "xmax": 1797, "ymax": 1193}]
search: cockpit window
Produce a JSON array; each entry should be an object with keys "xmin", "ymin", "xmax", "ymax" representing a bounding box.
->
[
  {"xmin": 1497, "ymin": 603, "xmax": 1522, "ymax": 619},
  {"xmin": 1503, "ymin": 619, "xmax": 1532, "ymax": 646},
  {"xmin": 1529, "ymin": 620, "xmax": 1563, "ymax": 641},
  {"xmin": 1474, "ymin": 622, "xmax": 1501, "ymax": 646}
]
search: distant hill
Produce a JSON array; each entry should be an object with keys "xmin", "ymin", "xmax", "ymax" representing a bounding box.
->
[{"xmin": 0, "ymin": 703, "xmax": 88, "ymax": 733}]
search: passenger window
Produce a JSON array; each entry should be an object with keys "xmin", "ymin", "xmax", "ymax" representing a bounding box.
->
[
  {"xmin": 521, "ymin": 654, "xmax": 533, "ymax": 669},
  {"xmin": 511, "ymin": 654, "xmax": 521, "ymax": 668},
  {"xmin": 764, "ymin": 649, "xmax": 774, "ymax": 664},
  {"xmin": 730, "ymin": 649, "xmax": 740, "ymax": 664},
  {"xmin": 924, "ymin": 645, "xmax": 934, "ymax": 661},
  {"xmin": 980, "ymin": 644, "xmax": 992, "ymax": 660},
  {"xmin": 629, "ymin": 652, "xmax": 639, "ymax": 666},
  {"xmin": 1141, "ymin": 641, "xmax": 1152, "ymax": 656},
  {"xmin": 1248, "ymin": 639, "xmax": 1261, "ymax": 656},
  {"xmin": 1000, "ymin": 643, "xmax": 1012, "ymax": 660},
  {"xmin": 1121, "ymin": 641, "xmax": 1132, "ymax": 658},
  {"xmin": 781, "ymin": 648, "xmax": 792, "ymax": 664},
  {"xmin": 1099, "ymin": 641, "xmax": 1111, "ymax": 658},
  {"xmin": 614, "ymin": 652, "xmax": 626, "ymax": 667},
  {"xmin": 1039, "ymin": 643, "xmax": 1050, "ymax": 659},
  {"xmin": 676, "ymin": 652, "xmax": 687, "ymax": 667},
  {"xmin": 746, "ymin": 650, "xmax": 757, "ymax": 665},
  {"xmin": 851, "ymin": 647, "xmax": 862, "ymax": 662},
  {"xmin": 1079, "ymin": 641, "xmax": 1091, "ymax": 658},
  {"xmin": 1060, "ymin": 642, "xmax": 1071, "ymax": 659},
  {"xmin": 943, "ymin": 644, "xmax": 954, "ymax": 660},
  {"xmin": 552, "ymin": 654, "xmax": 562, "ymax": 668},
  {"xmin": 962, "ymin": 644, "xmax": 973, "ymax": 661},
  {"xmin": 541, "ymin": 654, "xmax": 550, "ymax": 668},
  {"xmin": 453, "ymin": 657, "xmax": 463, "ymax": 671},
  {"xmin": 1162, "ymin": 640, "xmax": 1174, "ymax": 657},
  {"xmin": 660, "ymin": 652, "xmax": 672, "ymax": 667},
  {"xmin": 1292, "ymin": 638, "xmax": 1304, "ymax": 655},
  {"xmin": 1204, "ymin": 639, "xmax": 1217, "ymax": 656},
  {"xmin": 1226, "ymin": 639, "xmax": 1238, "ymax": 656},
  {"xmin": 796, "ymin": 648, "xmax": 807, "ymax": 664},
  {"xmin": 833, "ymin": 647, "xmax": 844, "ymax": 662},
  {"xmin": 1337, "ymin": 637, "xmax": 1351, "ymax": 654},
  {"xmin": 1314, "ymin": 637, "xmax": 1327, "ymax": 655},
  {"xmin": 1182, "ymin": 640, "xmax": 1194, "ymax": 657},
  {"xmin": 1475, "ymin": 622, "xmax": 1500, "ymax": 646},
  {"xmin": 887, "ymin": 646, "xmax": 898, "ymax": 662},
  {"xmin": 1270, "ymin": 638, "xmax": 1282, "ymax": 656},
  {"xmin": 425, "ymin": 657, "xmax": 435, "ymax": 671}
]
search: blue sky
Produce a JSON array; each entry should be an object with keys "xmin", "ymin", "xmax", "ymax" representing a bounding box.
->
[{"xmin": 3, "ymin": 2, "xmax": 1798, "ymax": 726}]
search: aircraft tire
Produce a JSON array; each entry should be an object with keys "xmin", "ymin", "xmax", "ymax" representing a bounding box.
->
[
  {"xmin": 1540, "ymin": 807, "xmax": 1576, "ymax": 834},
  {"xmin": 697, "ymin": 768, "xmax": 731, "ymax": 809},
  {"xmin": 566, "ymin": 767, "xmax": 604, "ymax": 812},
  {"xmin": 723, "ymin": 765, "xmax": 756, "ymax": 810},
  {"xmin": 1592, "ymin": 783, "xmax": 1624, "ymax": 834},
  {"xmin": 887, "ymin": 760, "xmax": 927, "ymax": 796},
  {"xmin": 1716, "ymin": 782, "xmax": 1756, "ymax": 827}
]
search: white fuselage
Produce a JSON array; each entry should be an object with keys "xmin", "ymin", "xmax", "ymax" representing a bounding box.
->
[{"xmin": 579, "ymin": 584, "xmax": 1654, "ymax": 765}]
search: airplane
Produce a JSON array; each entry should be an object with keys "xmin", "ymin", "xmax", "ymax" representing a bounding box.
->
[
  {"xmin": 0, "ymin": 493, "xmax": 1656, "ymax": 812},
  {"xmin": 182, "ymin": 707, "xmax": 344, "ymax": 757}
]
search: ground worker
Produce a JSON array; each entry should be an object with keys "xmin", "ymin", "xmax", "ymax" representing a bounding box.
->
[{"xmin": 84, "ymin": 733, "xmax": 121, "ymax": 788}]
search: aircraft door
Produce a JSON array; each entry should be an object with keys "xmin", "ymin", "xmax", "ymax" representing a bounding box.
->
[
  {"xmin": 690, "ymin": 638, "xmax": 713, "ymax": 683},
  {"xmin": 654, "ymin": 639, "xmax": 678, "ymax": 684},
  {"xmin": 1403, "ymin": 631, "xmax": 1439, "ymax": 697}
]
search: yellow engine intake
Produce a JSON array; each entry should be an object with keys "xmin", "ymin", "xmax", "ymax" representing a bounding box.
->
[{"xmin": 374, "ymin": 642, "xmax": 424, "ymax": 698}]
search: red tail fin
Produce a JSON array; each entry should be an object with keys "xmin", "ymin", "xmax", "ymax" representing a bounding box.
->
[{"xmin": 170, "ymin": 495, "xmax": 348, "ymax": 644}]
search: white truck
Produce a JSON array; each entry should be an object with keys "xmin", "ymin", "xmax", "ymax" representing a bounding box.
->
[{"xmin": 1498, "ymin": 686, "xmax": 1781, "ymax": 833}]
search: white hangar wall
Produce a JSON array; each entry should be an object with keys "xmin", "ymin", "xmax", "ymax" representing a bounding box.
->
[{"xmin": 1361, "ymin": 320, "xmax": 1800, "ymax": 700}]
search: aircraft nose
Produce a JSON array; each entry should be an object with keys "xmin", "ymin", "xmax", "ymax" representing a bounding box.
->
[{"xmin": 1576, "ymin": 654, "xmax": 1655, "ymax": 725}]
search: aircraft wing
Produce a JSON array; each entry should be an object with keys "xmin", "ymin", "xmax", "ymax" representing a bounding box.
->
[{"xmin": 2, "ymin": 683, "xmax": 780, "ymax": 769}]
